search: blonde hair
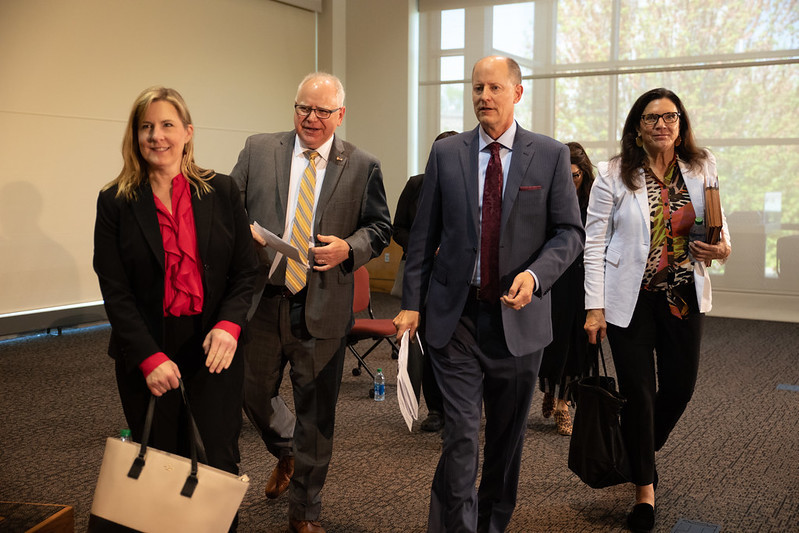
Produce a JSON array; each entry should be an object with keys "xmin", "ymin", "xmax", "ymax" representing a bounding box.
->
[{"xmin": 106, "ymin": 86, "xmax": 214, "ymax": 199}]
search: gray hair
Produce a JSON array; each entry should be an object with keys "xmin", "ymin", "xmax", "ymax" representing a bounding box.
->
[{"xmin": 296, "ymin": 72, "xmax": 345, "ymax": 107}]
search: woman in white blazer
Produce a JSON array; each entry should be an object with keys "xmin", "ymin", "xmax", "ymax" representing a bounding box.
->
[{"xmin": 583, "ymin": 88, "xmax": 731, "ymax": 533}]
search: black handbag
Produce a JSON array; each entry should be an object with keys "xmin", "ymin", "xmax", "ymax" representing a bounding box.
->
[{"xmin": 567, "ymin": 342, "xmax": 632, "ymax": 488}]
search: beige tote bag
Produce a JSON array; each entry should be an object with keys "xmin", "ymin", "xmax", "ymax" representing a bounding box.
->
[{"xmin": 88, "ymin": 382, "xmax": 249, "ymax": 532}]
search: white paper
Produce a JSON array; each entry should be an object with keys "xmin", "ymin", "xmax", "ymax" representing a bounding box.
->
[
  {"xmin": 397, "ymin": 330, "xmax": 420, "ymax": 432},
  {"xmin": 252, "ymin": 221, "xmax": 307, "ymax": 266}
]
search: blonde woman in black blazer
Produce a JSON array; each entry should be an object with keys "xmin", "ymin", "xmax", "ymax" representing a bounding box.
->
[{"xmin": 93, "ymin": 87, "xmax": 258, "ymax": 480}]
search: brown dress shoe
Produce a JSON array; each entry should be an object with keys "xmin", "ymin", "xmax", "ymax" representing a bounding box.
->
[
  {"xmin": 289, "ymin": 519, "xmax": 326, "ymax": 533},
  {"xmin": 264, "ymin": 455, "xmax": 294, "ymax": 499}
]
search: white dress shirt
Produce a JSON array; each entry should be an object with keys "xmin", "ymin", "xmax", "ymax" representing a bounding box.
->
[{"xmin": 283, "ymin": 134, "xmax": 335, "ymax": 249}]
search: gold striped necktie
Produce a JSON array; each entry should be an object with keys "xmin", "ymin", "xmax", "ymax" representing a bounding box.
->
[{"xmin": 285, "ymin": 150, "xmax": 319, "ymax": 294}]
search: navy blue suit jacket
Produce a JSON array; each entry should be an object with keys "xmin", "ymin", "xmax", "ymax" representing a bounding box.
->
[{"xmin": 402, "ymin": 125, "xmax": 584, "ymax": 356}]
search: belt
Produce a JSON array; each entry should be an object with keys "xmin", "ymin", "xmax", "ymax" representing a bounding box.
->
[
  {"xmin": 468, "ymin": 285, "xmax": 484, "ymax": 302},
  {"xmin": 467, "ymin": 285, "xmax": 501, "ymax": 306},
  {"xmin": 262, "ymin": 285, "xmax": 296, "ymax": 299}
]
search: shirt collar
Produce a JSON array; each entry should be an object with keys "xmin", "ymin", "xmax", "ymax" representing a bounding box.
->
[
  {"xmin": 294, "ymin": 134, "xmax": 335, "ymax": 162},
  {"xmin": 478, "ymin": 121, "xmax": 517, "ymax": 152}
]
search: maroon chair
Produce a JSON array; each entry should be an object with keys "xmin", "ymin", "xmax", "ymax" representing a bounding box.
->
[{"xmin": 347, "ymin": 266, "xmax": 399, "ymax": 396}]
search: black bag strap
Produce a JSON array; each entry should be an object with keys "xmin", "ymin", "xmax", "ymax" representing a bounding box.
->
[
  {"xmin": 126, "ymin": 379, "xmax": 207, "ymax": 498},
  {"xmin": 178, "ymin": 380, "xmax": 207, "ymax": 497},
  {"xmin": 597, "ymin": 341, "xmax": 609, "ymax": 377},
  {"xmin": 126, "ymin": 391, "xmax": 156, "ymax": 480},
  {"xmin": 585, "ymin": 340, "xmax": 609, "ymax": 377}
]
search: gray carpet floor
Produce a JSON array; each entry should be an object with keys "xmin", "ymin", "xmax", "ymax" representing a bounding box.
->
[{"xmin": 1, "ymin": 292, "xmax": 797, "ymax": 532}]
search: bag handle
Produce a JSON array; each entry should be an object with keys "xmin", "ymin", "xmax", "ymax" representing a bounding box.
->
[
  {"xmin": 126, "ymin": 379, "xmax": 208, "ymax": 498},
  {"xmin": 597, "ymin": 342, "xmax": 609, "ymax": 377},
  {"xmin": 585, "ymin": 341, "xmax": 610, "ymax": 378}
]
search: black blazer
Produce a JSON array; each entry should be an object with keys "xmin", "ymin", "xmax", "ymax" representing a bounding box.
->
[
  {"xmin": 393, "ymin": 173, "xmax": 423, "ymax": 255},
  {"xmin": 93, "ymin": 173, "xmax": 258, "ymax": 372}
]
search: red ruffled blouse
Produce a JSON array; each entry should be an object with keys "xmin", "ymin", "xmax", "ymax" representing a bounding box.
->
[{"xmin": 139, "ymin": 174, "xmax": 240, "ymax": 377}]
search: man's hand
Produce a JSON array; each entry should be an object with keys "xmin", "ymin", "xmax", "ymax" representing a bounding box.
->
[
  {"xmin": 500, "ymin": 271, "xmax": 535, "ymax": 310},
  {"xmin": 584, "ymin": 308, "xmax": 607, "ymax": 344},
  {"xmin": 311, "ymin": 234, "xmax": 350, "ymax": 271},
  {"xmin": 250, "ymin": 224, "xmax": 266, "ymax": 246},
  {"xmin": 145, "ymin": 360, "xmax": 181, "ymax": 397},
  {"xmin": 202, "ymin": 328, "xmax": 238, "ymax": 373},
  {"xmin": 393, "ymin": 310, "xmax": 420, "ymax": 345}
]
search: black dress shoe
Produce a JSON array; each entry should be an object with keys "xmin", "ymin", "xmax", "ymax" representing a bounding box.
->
[
  {"xmin": 627, "ymin": 503, "xmax": 655, "ymax": 532},
  {"xmin": 420, "ymin": 411, "xmax": 444, "ymax": 432}
]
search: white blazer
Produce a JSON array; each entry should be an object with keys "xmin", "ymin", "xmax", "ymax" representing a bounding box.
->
[{"xmin": 584, "ymin": 151, "xmax": 730, "ymax": 328}]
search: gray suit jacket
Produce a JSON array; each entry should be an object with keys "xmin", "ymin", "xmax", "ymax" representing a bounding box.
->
[
  {"xmin": 402, "ymin": 125, "xmax": 585, "ymax": 356},
  {"xmin": 231, "ymin": 131, "xmax": 392, "ymax": 339}
]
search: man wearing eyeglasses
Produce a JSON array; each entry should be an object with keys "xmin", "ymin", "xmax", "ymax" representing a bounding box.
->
[{"xmin": 231, "ymin": 72, "xmax": 392, "ymax": 533}]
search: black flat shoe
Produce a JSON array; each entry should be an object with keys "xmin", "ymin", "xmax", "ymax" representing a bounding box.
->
[
  {"xmin": 420, "ymin": 411, "xmax": 444, "ymax": 432},
  {"xmin": 627, "ymin": 503, "xmax": 655, "ymax": 532}
]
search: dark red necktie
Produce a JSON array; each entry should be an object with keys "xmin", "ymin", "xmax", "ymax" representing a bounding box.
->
[{"xmin": 480, "ymin": 142, "xmax": 502, "ymax": 301}]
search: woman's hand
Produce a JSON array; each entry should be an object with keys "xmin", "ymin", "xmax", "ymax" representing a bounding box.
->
[
  {"xmin": 584, "ymin": 308, "xmax": 607, "ymax": 344},
  {"xmin": 202, "ymin": 328, "xmax": 238, "ymax": 373},
  {"xmin": 689, "ymin": 238, "xmax": 731, "ymax": 266},
  {"xmin": 145, "ymin": 360, "xmax": 181, "ymax": 397}
]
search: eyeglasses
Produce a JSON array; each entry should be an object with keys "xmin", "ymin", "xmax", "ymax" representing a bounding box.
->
[
  {"xmin": 294, "ymin": 104, "xmax": 341, "ymax": 120},
  {"xmin": 640, "ymin": 112, "xmax": 680, "ymax": 126}
]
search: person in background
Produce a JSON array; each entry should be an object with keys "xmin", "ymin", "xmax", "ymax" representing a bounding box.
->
[
  {"xmin": 537, "ymin": 141, "xmax": 595, "ymax": 436},
  {"xmin": 583, "ymin": 88, "xmax": 731, "ymax": 533},
  {"xmin": 393, "ymin": 130, "xmax": 458, "ymax": 432},
  {"xmin": 93, "ymin": 87, "xmax": 258, "ymax": 530},
  {"xmin": 395, "ymin": 56, "xmax": 584, "ymax": 533},
  {"xmin": 231, "ymin": 72, "xmax": 392, "ymax": 533}
]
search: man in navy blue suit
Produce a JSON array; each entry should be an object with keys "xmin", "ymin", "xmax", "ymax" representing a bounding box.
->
[{"xmin": 394, "ymin": 56, "xmax": 584, "ymax": 533}]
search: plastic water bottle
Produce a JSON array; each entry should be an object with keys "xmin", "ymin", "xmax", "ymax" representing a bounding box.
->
[
  {"xmin": 689, "ymin": 217, "xmax": 705, "ymax": 262},
  {"xmin": 119, "ymin": 429, "xmax": 131, "ymax": 442},
  {"xmin": 689, "ymin": 217, "xmax": 706, "ymax": 244},
  {"xmin": 374, "ymin": 368, "xmax": 385, "ymax": 401}
]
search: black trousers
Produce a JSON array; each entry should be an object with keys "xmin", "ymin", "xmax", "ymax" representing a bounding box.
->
[
  {"xmin": 607, "ymin": 289, "xmax": 703, "ymax": 486},
  {"xmin": 115, "ymin": 316, "xmax": 245, "ymax": 476},
  {"xmin": 538, "ymin": 261, "xmax": 589, "ymax": 400}
]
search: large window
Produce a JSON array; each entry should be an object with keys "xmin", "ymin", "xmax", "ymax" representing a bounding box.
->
[{"xmin": 418, "ymin": 0, "xmax": 799, "ymax": 309}]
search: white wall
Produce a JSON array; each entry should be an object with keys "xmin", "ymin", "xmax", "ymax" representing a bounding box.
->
[
  {"xmin": 0, "ymin": 0, "xmax": 315, "ymax": 315},
  {"xmin": 8, "ymin": 0, "xmax": 791, "ymax": 324},
  {"xmin": 342, "ymin": 0, "xmax": 415, "ymax": 216}
]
